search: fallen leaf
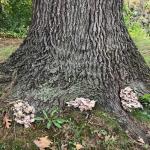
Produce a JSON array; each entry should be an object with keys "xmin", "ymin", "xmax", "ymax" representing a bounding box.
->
[
  {"xmin": 34, "ymin": 136, "xmax": 53, "ymax": 150},
  {"xmin": 137, "ymin": 137, "xmax": 145, "ymax": 145},
  {"xmin": 76, "ymin": 143, "xmax": 83, "ymax": 150},
  {"xmin": 61, "ymin": 143, "xmax": 68, "ymax": 150},
  {"xmin": 3, "ymin": 113, "xmax": 12, "ymax": 128}
]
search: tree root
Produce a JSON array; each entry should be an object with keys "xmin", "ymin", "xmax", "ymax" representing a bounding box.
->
[{"xmin": 108, "ymin": 102, "xmax": 150, "ymax": 145}]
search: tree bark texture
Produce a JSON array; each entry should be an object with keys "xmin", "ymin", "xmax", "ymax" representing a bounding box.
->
[{"xmin": 2, "ymin": 0, "xmax": 150, "ymax": 143}]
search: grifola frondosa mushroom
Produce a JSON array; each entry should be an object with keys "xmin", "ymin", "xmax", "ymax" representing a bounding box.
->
[
  {"xmin": 12, "ymin": 100, "xmax": 35, "ymax": 128},
  {"xmin": 120, "ymin": 87, "xmax": 143, "ymax": 112},
  {"xmin": 66, "ymin": 97, "xmax": 96, "ymax": 112}
]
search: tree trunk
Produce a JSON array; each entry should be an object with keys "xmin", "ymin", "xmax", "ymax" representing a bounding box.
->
[{"xmin": 1, "ymin": 0, "xmax": 150, "ymax": 143}]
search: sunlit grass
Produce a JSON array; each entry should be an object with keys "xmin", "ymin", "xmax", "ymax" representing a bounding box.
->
[
  {"xmin": 134, "ymin": 38, "xmax": 150, "ymax": 66},
  {"xmin": 0, "ymin": 46, "xmax": 17, "ymax": 63}
]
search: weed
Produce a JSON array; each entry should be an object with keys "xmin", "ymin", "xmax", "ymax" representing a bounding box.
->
[
  {"xmin": 35, "ymin": 107, "xmax": 68, "ymax": 129},
  {"xmin": 131, "ymin": 94, "xmax": 150, "ymax": 124},
  {"xmin": 139, "ymin": 94, "xmax": 150, "ymax": 108}
]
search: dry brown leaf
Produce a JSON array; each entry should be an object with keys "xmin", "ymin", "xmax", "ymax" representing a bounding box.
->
[
  {"xmin": 34, "ymin": 136, "xmax": 53, "ymax": 150},
  {"xmin": 3, "ymin": 113, "xmax": 12, "ymax": 128},
  {"xmin": 76, "ymin": 143, "xmax": 84, "ymax": 150}
]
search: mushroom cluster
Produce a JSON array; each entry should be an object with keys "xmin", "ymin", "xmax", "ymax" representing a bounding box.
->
[
  {"xmin": 12, "ymin": 100, "xmax": 35, "ymax": 128},
  {"xmin": 66, "ymin": 97, "xmax": 96, "ymax": 112},
  {"xmin": 120, "ymin": 87, "xmax": 143, "ymax": 112}
]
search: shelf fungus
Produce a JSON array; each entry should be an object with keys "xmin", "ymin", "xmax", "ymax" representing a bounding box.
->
[
  {"xmin": 120, "ymin": 87, "xmax": 143, "ymax": 112},
  {"xmin": 66, "ymin": 97, "xmax": 96, "ymax": 112},
  {"xmin": 12, "ymin": 100, "xmax": 35, "ymax": 128}
]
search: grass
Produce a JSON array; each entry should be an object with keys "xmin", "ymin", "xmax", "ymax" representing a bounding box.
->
[
  {"xmin": 134, "ymin": 38, "xmax": 150, "ymax": 66},
  {"xmin": 0, "ymin": 46, "xmax": 17, "ymax": 63},
  {"xmin": 132, "ymin": 94, "xmax": 150, "ymax": 128},
  {"xmin": 0, "ymin": 107, "xmax": 147, "ymax": 150}
]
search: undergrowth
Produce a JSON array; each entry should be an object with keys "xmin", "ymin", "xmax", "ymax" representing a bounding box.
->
[
  {"xmin": 0, "ymin": 0, "xmax": 32, "ymax": 38},
  {"xmin": 0, "ymin": 104, "xmax": 149, "ymax": 150},
  {"xmin": 131, "ymin": 94, "xmax": 150, "ymax": 127}
]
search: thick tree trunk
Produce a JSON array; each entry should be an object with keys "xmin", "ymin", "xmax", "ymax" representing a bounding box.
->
[{"xmin": 1, "ymin": 0, "xmax": 150, "ymax": 143}]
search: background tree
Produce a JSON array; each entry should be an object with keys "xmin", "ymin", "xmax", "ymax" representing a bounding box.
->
[
  {"xmin": 0, "ymin": 0, "xmax": 32, "ymax": 37},
  {"xmin": 1, "ymin": 0, "xmax": 150, "ymax": 143}
]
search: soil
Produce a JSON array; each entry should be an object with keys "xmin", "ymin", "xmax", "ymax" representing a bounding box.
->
[{"xmin": 0, "ymin": 38, "xmax": 23, "ymax": 49}]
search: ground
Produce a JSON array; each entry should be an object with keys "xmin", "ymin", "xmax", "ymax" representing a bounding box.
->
[
  {"xmin": 0, "ymin": 37, "xmax": 150, "ymax": 149},
  {"xmin": 0, "ymin": 38, "xmax": 23, "ymax": 63}
]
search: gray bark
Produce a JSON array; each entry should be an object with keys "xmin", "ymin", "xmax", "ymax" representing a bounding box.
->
[{"xmin": 1, "ymin": 0, "xmax": 150, "ymax": 144}]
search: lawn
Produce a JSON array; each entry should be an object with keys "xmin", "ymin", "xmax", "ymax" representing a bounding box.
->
[
  {"xmin": 134, "ymin": 38, "xmax": 150, "ymax": 66},
  {"xmin": 0, "ymin": 38, "xmax": 23, "ymax": 63}
]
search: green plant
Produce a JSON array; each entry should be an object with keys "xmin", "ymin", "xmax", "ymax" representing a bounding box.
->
[
  {"xmin": 131, "ymin": 94, "xmax": 150, "ymax": 123},
  {"xmin": 102, "ymin": 138, "xmax": 117, "ymax": 150},
  {"xmin": 123, "ymin": 4, "xmax": 149, "ymax": 40},
  {"xmin": 132, "ymin": 109, "xmax": 150, "ymax": 122},
  {"xmin": 35, "ymin": 107, "xmax": 68, "ymax": 129},
  {"xmin": 0, "ymin": 143, "xmax": 6, "ymax": 150},
  {"xmin": 123, "ymin": 4, "xmax": 133, "ymax": 28},
  {"xmin": 139, "ymin": 94, "xmax": 150, "ymax": 108},
  {"xmin": 0, "ymin": 0, "xmax": 32, "ymax": 37}
]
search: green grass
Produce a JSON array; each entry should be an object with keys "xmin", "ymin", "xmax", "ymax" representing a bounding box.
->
[
  {"xmin": 0, "ymin": 46, "xmax": 17, "ymax": 63},
  {"xmin": 132, "ymin": 94, "xmax": 150, "ymax": 127},
  {"xmin": 133, "ymin": 38, "xmax": 150, "ymax": 66},
  {"xmin": 132, "ymin": 109, "xmax": 150, "ymax": 123},
  {"xmin": 144, "ymin": 56, "xmax": 150, "ymax": 66},
  {"xmin": 0, "ymin": 107, "xmax": 145, "ymax": 150}
]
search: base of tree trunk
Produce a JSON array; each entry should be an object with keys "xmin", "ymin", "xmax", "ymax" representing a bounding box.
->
[{"xmin": 0, "ymin": 69, "xmax": 149, "ymax": 144}]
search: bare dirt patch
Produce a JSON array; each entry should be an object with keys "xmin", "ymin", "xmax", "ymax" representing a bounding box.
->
[{"xmin": 0, "ymin": 38, "xmax": 23, "ymax": 49}]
